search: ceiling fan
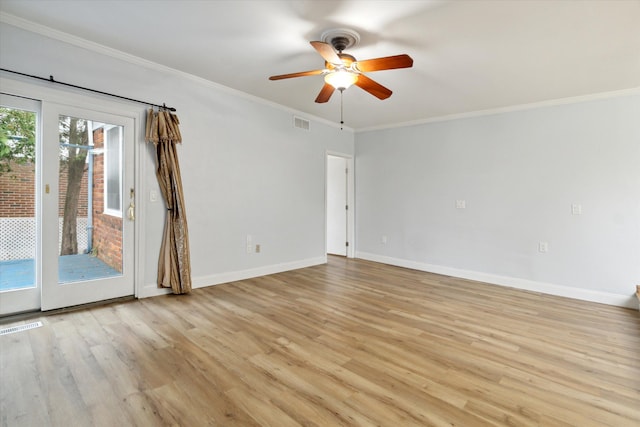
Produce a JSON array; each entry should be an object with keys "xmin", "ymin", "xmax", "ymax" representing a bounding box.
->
[{"xmin": 269, "ymin": 29, "xmax": 413, "ymax": 103}]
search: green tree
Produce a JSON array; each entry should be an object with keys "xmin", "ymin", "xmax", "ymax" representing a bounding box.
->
[
  {"xmin": 58, "ymin": 116, "xmax": 89, "ymax": 256},
  {"xmin": 0, "ymin": 107, "xmax": 36, "ymax": 175}
]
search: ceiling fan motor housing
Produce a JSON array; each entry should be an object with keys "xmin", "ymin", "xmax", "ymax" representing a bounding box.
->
[
  {"xmin": 321, "ymin": 28, "xmax": 361, "ymax": 52},
  {"xmin": 331, "ymin": 36, "xmax": 350, "ymax": 52}
]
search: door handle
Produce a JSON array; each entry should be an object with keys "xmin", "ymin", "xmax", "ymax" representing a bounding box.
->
[
  {"xmin": 127, "ymin": 201, "xmax": 135, "ymax": 221},
  {"xmin": 127, "ymin": 188, "xmax": 135, "ymax": 221}
]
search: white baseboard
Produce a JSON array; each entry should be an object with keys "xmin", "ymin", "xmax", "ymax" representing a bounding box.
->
[
  {"xmin": 355, "ymin": 252, "xmax": 637, "ymax": 309},
  {"xmin": 137, "ymin": 284, "xmax": 172, "ymax": 299},
  {"xmin": 137, "ymin": 256, "xmax": 327, "ymax": 299},
  {"xmin": 192, "ymin": 256, "xmax": 327, "ymax": 289}
]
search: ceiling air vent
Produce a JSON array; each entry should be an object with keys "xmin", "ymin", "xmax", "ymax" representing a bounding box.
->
[{"xmin": 293, "ymin": 116, "xmax": 310, "ymax": 131}]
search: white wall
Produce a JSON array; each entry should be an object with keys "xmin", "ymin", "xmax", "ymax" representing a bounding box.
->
[
  {"xmin": 355, "ymin": 94, "xmax": 640, "ymax": 308},
  {"xmin": 0, "ymin": 22, "xmax": 354, "ymax": 297}
]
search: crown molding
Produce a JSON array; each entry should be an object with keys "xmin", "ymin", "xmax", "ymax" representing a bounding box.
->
[
  {"xmin": 0, "ymin": 12, "xmax": 352, "ymax": 132},
  {"xmin": 357, "ymin": 87, "xmax": 640, "ymax": 133}
]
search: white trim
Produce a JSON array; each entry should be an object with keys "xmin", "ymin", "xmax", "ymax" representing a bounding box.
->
[
  {"xmin": 0, "ymin": 12, "xmax": 352, "ymax": 132},
  {"xmin": 355, "ymin": 251, "xmax": 637, "ymax": 309},
  {"xmin": 137, "ymin": 256, "xmax": 327, "ymax": 299},
  {"xmin": 137, "ymin": 285, "xmax": 172, "ymax": 299},
  {"xmin": 357, "ymin": 87, "xmax": 640, "ymax": 132},
  {"xmin": 133, "ymin": 110, "xmax": 146, "ymax": 299}
]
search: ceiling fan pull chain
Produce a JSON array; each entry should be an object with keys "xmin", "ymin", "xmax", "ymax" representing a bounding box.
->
[{"xmin": 340, "ymin": 89, "xmax": 344, "ymax": 130}]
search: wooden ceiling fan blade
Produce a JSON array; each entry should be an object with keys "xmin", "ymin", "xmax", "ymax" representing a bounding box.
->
[
  {"xmin": 315, "ymin": 83, "xmax": 335, "ymax": 103},
  {"xmin": 310, "ymin": 41, "xmax": 342, "ymax": 64},
  {"xmin": 355, "ymin": 54, "xmax": 413, "ymax": 72},
  {"xmin": 269, "ymin": 69, "xmax": 325, "ymax": 80},
  {"xmin": 354, "ymin": 74, "xmax": 392, "ymax": 100}
]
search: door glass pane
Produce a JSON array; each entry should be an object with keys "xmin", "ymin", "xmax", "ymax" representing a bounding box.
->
[
  {"xmin": 58, "ymin": 115, "xmax": 123, "ymax": 283},
  {"xmin": 105, "ymin": 126, "xmax": 122, "ymax": 214},
  {"xmin": 0, "ymin": 106, "xmax": 37, "ymax": 292}
]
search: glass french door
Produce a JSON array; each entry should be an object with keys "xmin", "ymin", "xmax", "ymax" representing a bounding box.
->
[
  {"xmin": 0, "ymin": 96, "xmax": 135, "ymax": 315},
  {"xmin": 40, "ymin": 103, "xmax": 135, "ymax": 311}
]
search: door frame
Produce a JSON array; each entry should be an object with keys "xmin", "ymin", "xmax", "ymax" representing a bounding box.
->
[
  {"xmin": 325, "ymin": 151, "xmax": 355, "ymax": 258},
  {"xmin": 1, "ymin": 77, "xmax": 146, "ymax": 313}
]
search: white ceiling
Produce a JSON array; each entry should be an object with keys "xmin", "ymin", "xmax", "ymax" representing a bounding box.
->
[{"xmin": 1, "ymin": 0, "xmax": 639, "ymax": 130}]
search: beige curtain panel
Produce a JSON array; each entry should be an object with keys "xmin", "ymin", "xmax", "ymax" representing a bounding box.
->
[{"xmin": 145, "ymin": 109, "xmax": 192, "ymax": 294}]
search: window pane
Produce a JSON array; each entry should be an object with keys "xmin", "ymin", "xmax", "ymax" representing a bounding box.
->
[
  {"xmin": 106, "ymin": 126, "xmax": 121, "ymax": 212},
  {"xmin": 0, "ymin": 106, "xmax": 37, "ymax": 291},
  {"xmin": 57, "ymin": 115, "xmax": 122, "ymax": 283}
]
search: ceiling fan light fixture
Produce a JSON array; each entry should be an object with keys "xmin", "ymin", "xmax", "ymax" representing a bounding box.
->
[{"xmin": 324, "ymin": 70, "xmax": 358, "ymax": 90}]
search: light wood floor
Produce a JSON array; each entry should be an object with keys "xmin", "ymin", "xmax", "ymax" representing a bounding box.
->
[{"xmin": 1, "ymin": 257, "xmax": 639, "ymax": 426}]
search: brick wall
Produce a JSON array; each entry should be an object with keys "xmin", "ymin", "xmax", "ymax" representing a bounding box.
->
[
  {"xmin": 0, "ymin": 161, "xmax": 88, "ymax": 217},
  {"xmin": 91, "ymin": 128, "xmax": 123, "ymax": 272},
  {"xmin": 58, "ymin": 164, "xmax": 89, "ymax": 217},
  {"xmin": 0, "ymin": 161, "xmax": 36, "ymax": 217}
]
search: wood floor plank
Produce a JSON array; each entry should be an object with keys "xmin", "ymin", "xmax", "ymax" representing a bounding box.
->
[
  {"xmin": 51, "ymin": 319, "xmax": 135, "ymax": 427},
  {"xmin": 0, "ymin": 322, "xmax": 50, "ymax": 426},
  {"xmin": 27, "ymin": 318, "xmax": 91, "ymax": 426},
  {"xmin": 120, "ymin": 391, "xmax": 171, "ymax": 426},
  {"xmin": 224, "ymin": 385, "xmax": 301, "ymax": 427},
  {"xmin": 1, "ymin": 256, "xmax": 639, "ymax": 426},
  {"xmin": 248, "ymin": 351, "xmax": 368, "ymax": 426}
]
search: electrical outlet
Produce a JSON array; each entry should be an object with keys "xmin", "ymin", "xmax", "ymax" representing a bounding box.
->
[
  {"xmin": 538, "ymin": 241, "xmax": 549, "ymax": 253},
  {"xmin": 381, "ymin": 235, "xmax": 387, "ymax": 244},
  {"xmin": 572, "ymin": 203, "xmax": 582, "ymax": 215},
  {"xmin": 456, "ymin": 200, "xmax": 466, "ymax": 209}
]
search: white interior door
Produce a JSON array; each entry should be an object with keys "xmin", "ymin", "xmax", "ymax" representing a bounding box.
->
[
  {"xmin": 327, "ymin": 155, "xmax": 348, "ymax": 256},
  {"xmin": 40, "ymin": 103, "xmax": 135, "ymax": 311}
]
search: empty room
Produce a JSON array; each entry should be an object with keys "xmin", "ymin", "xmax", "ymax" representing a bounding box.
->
[{"xmin": 1, "ymin": 1, "xmax": 639, "ymax": 426}]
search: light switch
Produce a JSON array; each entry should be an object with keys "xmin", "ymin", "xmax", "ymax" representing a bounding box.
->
[{"xmin": 572, "ymin": 203, "xmax": 582, "ymax": 215}]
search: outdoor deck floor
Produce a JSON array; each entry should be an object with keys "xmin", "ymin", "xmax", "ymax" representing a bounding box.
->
[{"xmin": 0, "ymin": 254, "xmax": 120, "ymax": 291}]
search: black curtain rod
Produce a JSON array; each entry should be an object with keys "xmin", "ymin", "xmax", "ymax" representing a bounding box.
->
[{"xmin": 1, "ymin": 68, "xmax": 176, "ymax": 112}]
